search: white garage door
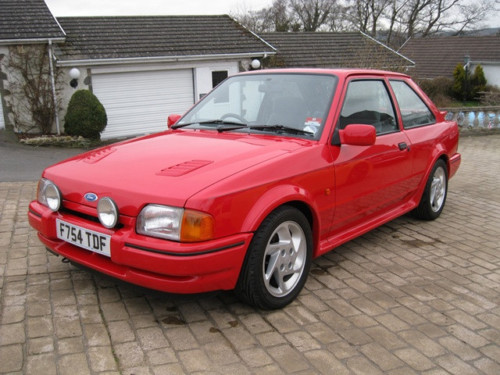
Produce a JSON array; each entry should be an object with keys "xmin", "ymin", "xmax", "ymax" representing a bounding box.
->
[{"xmin": 92, "ymin": 69, "xmax": 194, "ymax": 139}]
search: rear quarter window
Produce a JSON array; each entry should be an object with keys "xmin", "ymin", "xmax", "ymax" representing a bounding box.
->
[{"xmin": 390, "ymin": 80, "xmax": 435, "ymax": 129}]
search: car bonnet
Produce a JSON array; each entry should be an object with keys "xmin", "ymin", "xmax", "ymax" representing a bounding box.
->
[{"xmin": 41, "ymin": 131, "xmax": 302, "ymax": 216}]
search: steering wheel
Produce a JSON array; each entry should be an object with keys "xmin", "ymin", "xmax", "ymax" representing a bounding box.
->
[{"xmin": 221, "ymin": 113, "xmax": 246, "ymax": 123}]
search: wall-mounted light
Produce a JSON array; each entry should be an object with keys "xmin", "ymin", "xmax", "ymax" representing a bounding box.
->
[
  {"xmin": 251, "ymin": 59, "xmax": 261, "ymax": 70},
  {"xmin": 69, "ymin": 67, "xmax": 81, "ymax": 88}
]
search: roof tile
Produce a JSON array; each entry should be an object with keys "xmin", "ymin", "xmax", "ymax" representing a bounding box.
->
[
  {"xmin": 261, "ymin": 32, "xmax": 413, "ymax": 69},
  {"xmin": 0, "ymin": 0, "xmax": 65, "ymax": 42},
  {"xmin": 399, "ymin": 35, "xmax": 500, "ymax": 79},
  {"xmin": 56, "ymin": 16, "xmax": 275, "ymax": 61}
]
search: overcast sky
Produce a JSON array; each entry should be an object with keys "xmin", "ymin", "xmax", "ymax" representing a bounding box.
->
[
  {"xmin": 44, "ymin": 0, "xmax": 274, "ymax": 16},
  {"xmin": 45, "ymin": 0, "xmax": 498, "ymax": 28}
]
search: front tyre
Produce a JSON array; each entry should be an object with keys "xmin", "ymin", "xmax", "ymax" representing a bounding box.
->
[
  {"xmin": 236, "ymin": 206, "xmax": 312, "ymax": 309},
  {"xmin": 413, "ymin": 159, "xmax": 448, "ymax": 220}
]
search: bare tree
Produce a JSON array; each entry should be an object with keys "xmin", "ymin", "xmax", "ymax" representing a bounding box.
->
[
  {"xmin": 234, "ymin": 0, "xmax": 498, "ymax": 48},
  {"xmin": 235, "ymin": 0, "xmax": 340, "ymax": 32},
  {"xmin": 387, "ymin": 0, "xmax": 496, "ymax": 46},
  {"xmin": 6, "ymin": 45, "xmax": 62, "ymax": 134},
  {"xmin": 345, "ymin": 0, "xmax": 391, "ymax": 36},
  {"xmin": 290, "ymin": 0, "xmax": 338, "ymax": 31}
]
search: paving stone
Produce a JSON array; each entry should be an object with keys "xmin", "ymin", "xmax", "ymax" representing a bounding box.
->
[
  {"xmin": 239, "ymin": 347, "xmax": 274, "ymax": 367},
  {"xmin": 395, "ymin": 348, "xmax": 435, "ymax": 372},
  {"xmin": 268, "ymin": 344, "xmax": 310, "ymax": 373},
  {"xmin": 346, "ymin": 356, "xmax": 384, "ymax": 375},
  {"xmin": 107, "ymin": 320, "xmax": 136, "ymax": 343},
  {"xmin": 1, "ymin": 136, "xmax": 499, "ymax": 374},
  {"xmin": 84, "ymin": 323, "xmax": 112, "ymax": 346},
  {"xmin": 360, "ymin": 342, "xmax": 405, "ymax": 371},
  {"xmin": 57, "ymin": 337, "xmax": 84, "ymax": 355},
  {"xmin": 87, "ymin": 346, "xmax": 118, "ymax": 372},
  {"xmin": 0, "ymin": 345, "xmax": 23, "ymax": 373},
  {"xmin": 58, "ymin": 353, "xmax": 91, "ymax": 375},
  {"xmin": 114, "ymin": 341, "xmax": 145, "ymax": 368},
  {"xmin": 27, "ymin": 337, "xmax": 54, "ymax": 355},
  {"xmin": 178, "ymin": 349, "xmax": 212, "ymax": 373},
  {"xmin": 0, "ymin": 322, "xmax": 25, "ymax": 345},
  {"xmin": 304, "ymin": 350, "xmax": 350, "ymax": 374},
  {"xmin": 25, "ymin": 353, "xmax": 56, "ymax": 374}
]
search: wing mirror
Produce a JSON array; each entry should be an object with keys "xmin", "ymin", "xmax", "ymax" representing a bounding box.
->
[
  {"xmin": 339, "ymin": 124, "xmax": 376, "ymax": 146},
  {"xmin": 167, "ymin": 114, "xmax": 182, "ymax": 128}
]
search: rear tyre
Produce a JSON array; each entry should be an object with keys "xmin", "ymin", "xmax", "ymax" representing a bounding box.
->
[
  {"xmin": 236, "ymin": 206, "xmax": 312, "ymax": 309},
  {"xmin": 412, "ymin": 159, "xmax": 448, "ymax": 220}
]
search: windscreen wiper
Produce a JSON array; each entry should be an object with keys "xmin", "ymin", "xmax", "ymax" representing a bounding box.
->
[
  {"xmin": 248, "ymin": 124, "xmax": 314, "ymax": 136},
  {"xmin": 173, "ymin": 121, "xmax": 314, "ymax": 136},
  {"xmin": 171, "ymin": 119, "xmax": 247, "ymax": 130}
]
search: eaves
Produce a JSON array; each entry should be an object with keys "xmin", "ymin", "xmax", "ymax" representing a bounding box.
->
[
  {"xmin": 470, "ymin": 60, "xmax": 500, "ymax": 66},
  {"xmin": 56, "ymin": 51, "xmax": 276, "ymax": 67},
  {"xmin": 0, "ymin": 37, "xmax": 66, "ymax": 46}
]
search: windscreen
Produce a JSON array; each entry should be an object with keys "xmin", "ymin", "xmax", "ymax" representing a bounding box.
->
[{"xmin": 178, "ymin": 73, "xmax": 338, "ymax": 139}]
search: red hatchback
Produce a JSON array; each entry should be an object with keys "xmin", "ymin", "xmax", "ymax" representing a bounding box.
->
[{"xmin": 29, "ymin": 69, "xmax": 461, "ymax": 309}]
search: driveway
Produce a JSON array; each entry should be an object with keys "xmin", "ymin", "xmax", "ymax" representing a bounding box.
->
[
  {"xmin": 1, "ymin": 135, "xmax": 499, "ymax": 374},
  {"xmin": 0, "ymin": 129, "xmax": 86, "ymax": 182}
]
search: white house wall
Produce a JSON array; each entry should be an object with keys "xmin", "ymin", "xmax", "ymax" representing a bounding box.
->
[{"xmin": 479, "ymin": 63, "xmax": 500, "ymax": 88}]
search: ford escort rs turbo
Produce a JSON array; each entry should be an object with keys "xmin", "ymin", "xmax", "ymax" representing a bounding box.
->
[{"xmin": 29, "ymin": 69, "xmax": 461, "ymax": 309}]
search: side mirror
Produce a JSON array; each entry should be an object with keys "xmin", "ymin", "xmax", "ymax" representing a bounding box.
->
[
  {"xmin": 339, "ymin": 124, "xmax": 376, "ymax": 146},
  {"xmin": 167, "ymin": 114, "xmax": 182, "ymax": 128}
]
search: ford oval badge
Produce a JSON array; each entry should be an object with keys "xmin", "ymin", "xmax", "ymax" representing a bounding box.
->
[{"xmin": 84, "ymin": 193, "xmax": 98, "ymax": 202}]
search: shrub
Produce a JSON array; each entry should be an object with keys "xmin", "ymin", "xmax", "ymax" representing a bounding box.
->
[
  {"xmin": 452, "ymin": 63, "xmax": 488, "ymax": 102},
  {"xmin": 480, "ymin": 85, "xmax": 500, "ymax": 106},
  {"xmin": 471, "ymin": 65, "xmax": 487, "ymax": 98},
  {"xmin": 64, "ymin": 90, "xmax": 107, "ymax": 140},
  {"xmin": 417, "ymin": 77, "xmax": 454, "ymax": 107},
  {"xmin": 452, "ymin": 63, "xmax": 467, "ymax": 101}
]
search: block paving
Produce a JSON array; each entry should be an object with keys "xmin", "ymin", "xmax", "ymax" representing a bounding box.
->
[{"xmin": 1, "ymin": 135, "xmax": 499, "ymax": 374}]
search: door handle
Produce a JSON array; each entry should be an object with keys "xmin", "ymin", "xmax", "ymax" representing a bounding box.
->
[{"xmin": 398, "ymin": 142, "xmax": 410, "ymax": 151}]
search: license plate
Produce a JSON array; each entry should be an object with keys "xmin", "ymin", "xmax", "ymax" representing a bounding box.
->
[{"xmin": 56, "ymin": 219, "xmax": 111, "ymax": 257}]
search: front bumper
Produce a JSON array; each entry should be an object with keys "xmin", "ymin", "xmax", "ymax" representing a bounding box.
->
[{"xmin": 28, "ymin": 201, "xmax": 252, "ymax": 294}]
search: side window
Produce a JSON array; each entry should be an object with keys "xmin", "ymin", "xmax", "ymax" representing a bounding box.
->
[
  {"xmin": 390, "ymin": 80, "xmax": 435, "ymax": 129},
  {"xmin": 339, "ymin": 80, "xmax": 398, "ymax": 135}
]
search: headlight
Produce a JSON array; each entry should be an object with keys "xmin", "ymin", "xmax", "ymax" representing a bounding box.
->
[
  {"xmin": 136, "ymin": 204, "xmax": 214, "ymax": 242},
  {"xmin": 97, "ymin": 197, "xmax": 119, "ymax": 228},
  {"xmin": 37, "ymin": 178, "xmax": 61, "ymax": 212}
]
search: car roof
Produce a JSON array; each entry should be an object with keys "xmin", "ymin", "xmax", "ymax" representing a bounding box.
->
[{"xmin": 239, "ymin": 68, "xmax": 410, "ymax": 80}]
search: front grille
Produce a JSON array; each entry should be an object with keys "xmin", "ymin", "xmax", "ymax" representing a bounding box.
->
[{"xmin": 60, "ymin": 207, "xmax": 124, "ymax": 230}]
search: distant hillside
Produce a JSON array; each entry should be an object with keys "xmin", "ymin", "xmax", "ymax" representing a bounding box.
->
[{"xmin": 439, "ymin": 28, "xmax": 500, "ymax": 36}]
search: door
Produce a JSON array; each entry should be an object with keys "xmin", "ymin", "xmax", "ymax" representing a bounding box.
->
[
  {"xmin": 92, "ymin": 69, "xmax": 195, "ymax": 139},
  {"xmin": 331, "ymin": 78, "xmax": 415, "ymax": 234}
]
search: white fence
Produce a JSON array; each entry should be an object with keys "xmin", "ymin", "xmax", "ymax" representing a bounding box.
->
[{"xmin": 443, "ymin": 106, "xmax": 500, "ymax": 130}]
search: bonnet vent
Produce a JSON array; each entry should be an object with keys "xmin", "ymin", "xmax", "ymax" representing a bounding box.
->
[{"xmin": 157, "ymin": 160, "xmax": 213, "ymax": 177}]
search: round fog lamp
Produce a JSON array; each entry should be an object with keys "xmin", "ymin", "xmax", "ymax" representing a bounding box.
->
[
  {"xmin": 45, "ymin": 183, "xmax": 61, "ymax": 211},
  {"xmin": 97, "ymin": 197, "xmax": 118, "ymax": 228}
]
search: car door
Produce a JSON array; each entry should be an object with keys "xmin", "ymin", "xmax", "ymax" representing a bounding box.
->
[
  {"xmin": 329, "ymin": 78, "xmax": 416, "ymax": 235},
  {"xmin": 389, "ymin": 79, "xmax": 441, "ymax": 184}
]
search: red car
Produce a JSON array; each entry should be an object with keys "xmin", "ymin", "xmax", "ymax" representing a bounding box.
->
[{"xmin": 29, "ymin": 69, "xmax": 461, "ymax": 309}]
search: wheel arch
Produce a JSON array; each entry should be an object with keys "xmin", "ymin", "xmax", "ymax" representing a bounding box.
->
[
  {"xmin": 241, "ymin": 185, "xmax": 320, "ymax": 251},
  {"xmin": 413, "ymin": 149, "xmax": 449, "ymax": 205}
]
